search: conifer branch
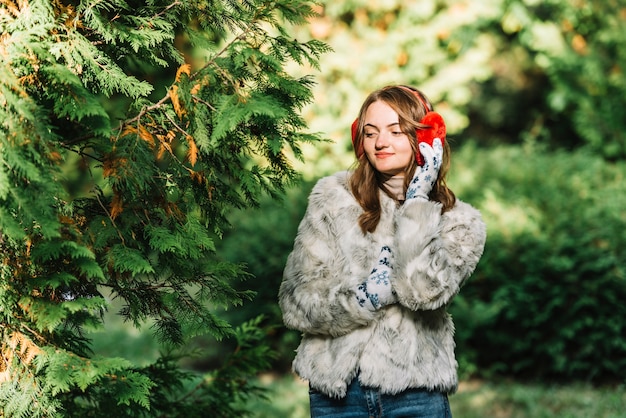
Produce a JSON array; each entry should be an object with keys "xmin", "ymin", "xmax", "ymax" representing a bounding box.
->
[
  {"xmin": 119, "ymin": 94, "xmax": 172, "ymax": 129},
  {"xmin": 118, "ymin": 30, "xmax": 248, "ymax": 131},
  {"xmin": 93, "ymin": 189, "xmax": 125, "ymax": 245},
  {"xmin": 191, "ymin": 94, "xmax": 216, "ymax": 111},
  {"xmin": 190, "ymin": 32, "xmax": 247, "ymax": 80},
  {"xmin": 2, "ymin": 0, "xmax": 326, "ymax": 414},
  {"xmin": 162, "ymin": 111, "xmax": 190, "ymax": 139},
  {"xmin": 59, "ymin": 142, "xmax": 103, "ymax": 163},
  {"xmin": 119, "ymin": 17, "xmax": 260, "ymax": 133},
  {"xmin": 151, "ymin": 1, "xmax": 181, "ymax": 20},
  {"xmin": 18, "ymin": 324, "xmax": 47, "ymax": 347}
]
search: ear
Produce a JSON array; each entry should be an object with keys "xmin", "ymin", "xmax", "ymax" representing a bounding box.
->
[{"xmin": 415, "ymin": 112, "xmax": 446, "ymax": 165}]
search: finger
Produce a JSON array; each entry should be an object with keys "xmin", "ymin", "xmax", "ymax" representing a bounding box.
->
[
  {"xmin": 432, "ymin": 138, "xmax": 443, "ymax": 169},
  {"xmin": 433, "ymin": 137, "xmax": 443, "ymax": 154},
  {"xmin": 418, "ymin": 142, "xmax": 435, "ymax": 161}
]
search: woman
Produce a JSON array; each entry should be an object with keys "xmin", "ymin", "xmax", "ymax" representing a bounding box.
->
[{"xmin": 278, "ymin": 85, "xmax": 486, "ymax": 417}]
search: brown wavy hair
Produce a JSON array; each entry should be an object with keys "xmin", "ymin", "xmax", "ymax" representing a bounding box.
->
[{"xmin": 349, "ymin": 85, "xmax": 456, "ymax": 234}]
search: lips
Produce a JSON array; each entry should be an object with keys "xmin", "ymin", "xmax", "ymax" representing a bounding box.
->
[{"xmin": 375, "ymin": 152, "xmax": 394, "ymax": 159}]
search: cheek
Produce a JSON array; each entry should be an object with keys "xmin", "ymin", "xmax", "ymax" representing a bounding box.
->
[
  {"xmin": 398, "ymin": 152, "xmax": 413, "ymax": 169},
  {"xmin": 363, "ymin": 137, "xmax": 376, "ymax": 155},
  {"xmin": 397, "ymin": 139, "xmax": 415, "ymax": 162}
]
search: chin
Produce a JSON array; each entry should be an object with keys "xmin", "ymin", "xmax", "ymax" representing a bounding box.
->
[{"xmin": 376, "ymin": 166, "xmax": 405, "ymax": 176}]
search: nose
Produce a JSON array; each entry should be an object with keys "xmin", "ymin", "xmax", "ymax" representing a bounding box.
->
[{"xmin": 375, "ymin": 131, "xmax": 390, "ymax": 149}]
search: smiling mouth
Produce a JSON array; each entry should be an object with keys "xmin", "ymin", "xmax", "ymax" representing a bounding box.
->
[{"xmin": 375, "ymin": 153, "xmax": 394, "ymax": 158}]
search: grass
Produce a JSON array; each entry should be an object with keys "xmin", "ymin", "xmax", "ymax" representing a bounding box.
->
[
  {"xmin": 450, "ymin": 379, "xmax": 625, "ymax": 418},
  {"xmin": 244, "ymin": 374, "xmax": 626, "ymax": 418}
]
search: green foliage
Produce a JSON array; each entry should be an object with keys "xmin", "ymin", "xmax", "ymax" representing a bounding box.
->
[
  {"xmin": 56, "ymin": 316, "xmax": 273, "ymax": 418},
  {"xmin": 462, "ymin": 0, "xmax": 626, "ymax": 159},
  {"xmin": 1, "ymin": 0, "xmax": 327, "ymax": 416},
  {"xmin": 217, "ymin": 181, "xmax": 315, "ymax": 370},
  {"xmin": 449, "ymin": 143, "xmax": 626, "ymax": 383}
]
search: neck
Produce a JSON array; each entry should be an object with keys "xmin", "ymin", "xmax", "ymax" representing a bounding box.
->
[{"xmin": 381, "ymin": 174, "xmax": 405, "ymax": 202}]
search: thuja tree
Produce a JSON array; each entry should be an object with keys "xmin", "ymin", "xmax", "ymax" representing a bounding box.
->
[{"xmin": 0, "ymin": 0, "xmax": 327, "ymax": 416}]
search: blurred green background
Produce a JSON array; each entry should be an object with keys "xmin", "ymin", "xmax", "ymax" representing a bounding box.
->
[{"xmin": 91, "ymin": 0, "xmax": 626, "ymax": 416}]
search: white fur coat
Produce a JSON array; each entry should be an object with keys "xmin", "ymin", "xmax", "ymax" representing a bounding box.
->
[{"xmin": 278, "ymin": 171, "xmax": 486, "ymax": 399}]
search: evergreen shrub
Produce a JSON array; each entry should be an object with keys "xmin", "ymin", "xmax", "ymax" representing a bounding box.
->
[
  {"xmin": 0, "ymin": 0, "xmax": 328, "ymax": 416},
  {"xmin": 450, "ymin": 143, "xmax": 626, "ymax": 383}
]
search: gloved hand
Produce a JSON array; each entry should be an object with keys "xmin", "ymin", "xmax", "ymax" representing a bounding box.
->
[
  {"xmin": 406, "ymin": 138, "xmax": 443, "ymax": 201},
  {"xmin": 355, "ymin": 246, "xmax": 397, "ymax": 311}
]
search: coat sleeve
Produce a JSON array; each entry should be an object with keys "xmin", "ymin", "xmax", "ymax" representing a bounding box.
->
[
  {"xmin": 392, "ymin": 199, "xmax": 486, "ymax": 311},
  {"xmin": 278, "ymin": 178, "xmax": 380, "ymax": 337}
]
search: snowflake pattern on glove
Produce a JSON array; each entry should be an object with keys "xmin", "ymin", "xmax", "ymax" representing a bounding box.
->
[
  {"xmin": 355, "ymin": 246, "xmax": 397, "ymax": 311},
  {"xmin": 406, "ymin": 138, "xmax": 443, "ymax": 201}
]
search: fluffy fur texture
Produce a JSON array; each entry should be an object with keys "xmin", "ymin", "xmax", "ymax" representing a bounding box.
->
[{"xmin": 278, "ymin": 171, "xmax": 486, "ymax": 399}]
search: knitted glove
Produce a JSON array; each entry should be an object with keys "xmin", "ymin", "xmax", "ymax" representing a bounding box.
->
[
  {"xmin": 355, "ymin": 246, "xmax": 397, "ymax": 311},
  {"xmin": 406, "ymin": 137, "xmax": 443, "ymax": 201}
]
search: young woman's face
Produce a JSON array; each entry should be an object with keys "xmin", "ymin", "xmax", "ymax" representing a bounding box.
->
[{"xmin": 362, "ymin": 100, "xmax": 413, "ymax": 177}]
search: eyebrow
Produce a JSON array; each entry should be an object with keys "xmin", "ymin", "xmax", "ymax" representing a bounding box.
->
[{"xmin": 364, "ymin": 122, "xmax": 401, "ymax": 129}]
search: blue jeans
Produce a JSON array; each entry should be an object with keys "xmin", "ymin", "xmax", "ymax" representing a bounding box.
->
[{"xmin": 309, "ymin": 378, "xmax": 452, "ymax": 418}]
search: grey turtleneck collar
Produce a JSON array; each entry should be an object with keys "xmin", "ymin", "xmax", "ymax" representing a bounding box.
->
[{"xmin": 382, "ymin": 175, "xmax": 405, "ymax": 202}]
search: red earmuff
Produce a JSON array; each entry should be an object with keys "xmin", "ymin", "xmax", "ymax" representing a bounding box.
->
[
  {"xmin": 351, "ymin": 88, "xmax": 446, "ymax": 166},
  {"xmin": 351, "ymin": 118, "xmax": 362, "ymax": 158},
  {"xmin": 415, "ymin": 112, "xmax": 446, "ymax": 166}
]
